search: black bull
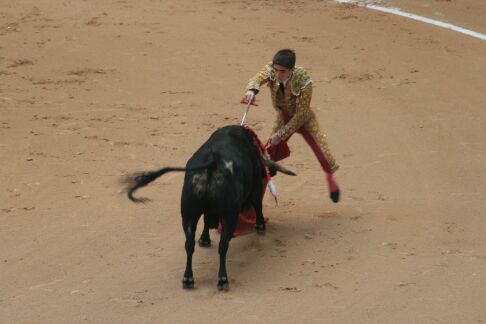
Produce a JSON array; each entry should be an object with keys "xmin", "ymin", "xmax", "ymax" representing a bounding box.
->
[{"xmin": 124, "ymin": 125, "xmax": 296, "ymax": 290}]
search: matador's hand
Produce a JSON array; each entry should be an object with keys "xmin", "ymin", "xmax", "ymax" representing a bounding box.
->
[
  {"xmin": 242, "ymin": 90, "xmax": 256, "ymax": 105},
  {"xmin": 268, "ymin": 133, "xmax": 282, "ymax": 147}
]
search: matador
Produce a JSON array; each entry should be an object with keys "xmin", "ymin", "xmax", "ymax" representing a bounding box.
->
[{"xmin": 243, "ymin": 49, "xmax": 340, "ymax": 203}]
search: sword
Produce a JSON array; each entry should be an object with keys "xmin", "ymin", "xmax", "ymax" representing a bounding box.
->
[
  {"xmin": 240, "ymin": 100, "xmax": 252, "ymax": 126},
  {"xmin": 240, "ymin": 95, "xmax": 258, "ymax": 125}
]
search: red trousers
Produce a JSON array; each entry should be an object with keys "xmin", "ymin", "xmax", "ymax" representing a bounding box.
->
[{"xmin": 279, "ymin": 111, "xmax": 335, "ymax": 174}]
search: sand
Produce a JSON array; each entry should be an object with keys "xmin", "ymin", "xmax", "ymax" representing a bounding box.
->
[{"xmin": 1, "ymin": 0, "xmax": 485, "ymax": 323}]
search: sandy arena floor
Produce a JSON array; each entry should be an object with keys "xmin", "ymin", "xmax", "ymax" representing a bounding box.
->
[{"xmin": 1, "ymin": 0, "xmax": 485, "ymax": 323}]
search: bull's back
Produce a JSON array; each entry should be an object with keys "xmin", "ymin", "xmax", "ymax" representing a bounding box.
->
[
  {"xmin": 183, "ymin": 125, "xmax": 262, "ymax": 208},
  {"xmin": 187, "ymin": 125, "xmax": 254, "ymax": 169}
]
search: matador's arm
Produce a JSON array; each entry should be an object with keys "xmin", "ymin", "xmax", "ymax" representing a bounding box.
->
[{"xmin": 245, "ymin": 63, "xmax": 273, "ymax": 93}]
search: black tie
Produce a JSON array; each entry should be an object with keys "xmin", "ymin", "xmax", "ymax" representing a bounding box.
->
[{"xmin": 279, "ymin": 82, "xmax": 285, "ymax": 94}]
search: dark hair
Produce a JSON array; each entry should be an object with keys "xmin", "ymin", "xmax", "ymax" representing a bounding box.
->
[{"xmin": 272, "ymin": 49, "xmax": 296, "ymax": 69}]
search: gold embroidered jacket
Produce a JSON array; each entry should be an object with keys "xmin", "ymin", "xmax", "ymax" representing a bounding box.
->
[{"xmin": 246, "ymin": 62, "xmax": 313, "ymax": 140}]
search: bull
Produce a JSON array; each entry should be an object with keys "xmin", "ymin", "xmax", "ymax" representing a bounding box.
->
[{"xmin": 124, "ymin": 125, "xmax": 295, "ymax": 290}]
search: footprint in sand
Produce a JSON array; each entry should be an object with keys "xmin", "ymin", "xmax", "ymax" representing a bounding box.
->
[
  {"xmin": 68, "ymin": 68, "xmax": 111, "ymax": 76},
  {"xmin": 333, "ymin": 72, "xmax": 383, "ymax": 83},
  {"xmin": 291, "ymin": 36, "xmax": 313, "ymax": 42},
  {"xmin": 8, "ymin": 59, "xmax": 34, "ymax": 68},
  {"xmin": 86, "ymin": 17, "xmax": 101, "ymax": 26}
]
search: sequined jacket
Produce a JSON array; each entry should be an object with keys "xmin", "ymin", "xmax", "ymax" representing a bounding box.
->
[{"xmin": 245, "ymin": 62, "xmax": 313, "ymax": 140}]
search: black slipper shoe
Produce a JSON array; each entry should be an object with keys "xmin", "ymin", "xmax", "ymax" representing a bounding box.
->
[{"xmin": 330, "ymin": 187, "xmax": 340, "ymax": 203}]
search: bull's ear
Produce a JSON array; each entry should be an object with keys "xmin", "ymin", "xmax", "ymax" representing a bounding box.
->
[{"xmin": 268, "ymin": 161, "xmax": 296, "ymax": 176}]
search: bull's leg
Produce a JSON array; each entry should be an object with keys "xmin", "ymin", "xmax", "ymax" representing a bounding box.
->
[
  {"xmin": 253, "ymin": 198, "xmax": 266, "ymax": 235},
  {"xmin": 217, "ymin": 212, "xmax": 238, "ymax": 291},
  {"xmin": 198, "ymin": 221, "xmax": 211, "ymax": 248},
  {"xmin": 181, "ymin": 205, "xmax": 202, "ymax": 289}
]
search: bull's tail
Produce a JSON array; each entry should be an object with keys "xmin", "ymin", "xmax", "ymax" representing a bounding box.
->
[{"xmin": 124, "ymin": 157, "xmax": 216, "ymax": 203}]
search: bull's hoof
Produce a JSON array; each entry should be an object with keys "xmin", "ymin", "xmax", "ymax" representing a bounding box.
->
[
  {"xmin": 217, "ymin": 277, "xmax": 229, "ymax": 291},
  {"xmin": 182, "ymin": 276, "xmax": 195, "ymax": 289},
  {"xmin": 330, "ymin": 188, "xmax": 340, "ymax": 203},
  {"xmin": 198, "ymin": 238, "xmax": 211, "ymax": 247},
  {"xmin": 255, "ymin": 223, "xmax": 266, "ymax": 235}
]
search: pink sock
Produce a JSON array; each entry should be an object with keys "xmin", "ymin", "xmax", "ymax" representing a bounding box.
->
[{"xmin": 326, "ymin": 173, "xmax": 338, "ymax": 192}]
